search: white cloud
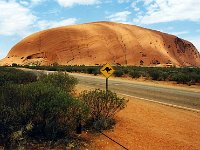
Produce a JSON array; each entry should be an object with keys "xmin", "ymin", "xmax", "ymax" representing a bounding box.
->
[
  {"xmin": 133, "ymin": 0, "xmax": 200, "ymax": 24},
  {"xmin": 37, "ymin": 18, "xmax": 78, "ymax": 29},
  {"xmin": 169, "ymin": 31, "xmax": 189, "ymax": 36},
  {"xmin": 31, "ymin": 0, "xmax": 43, "ymax": 5},
  {"xmin": 0, "ymin": 1, "xmax": 37, "ymax": 36},
  {"xmin": 107, "ymin": 11, "xmax": 131, "ymax": 23},
  {"xmin": 19, "ymin": 0, "xmax": 44, "ymax": 7},
  {"xmin": 118, "ymin": 0, "xmax": 130, "ymax": 3},
  {"xmin": 131, "ymin": 2, "xmax": 140, "ymax": 12},
  {"xmin": 142, "ymin": 0, "xmax": 154, "ymax": 6},
  {"xmin": 19, "ymin": 0, "xmax": 30, "ymax": 6},
  {"xmin": 56, "ymin": 0, "xmax": 100, "ymax": 7}
]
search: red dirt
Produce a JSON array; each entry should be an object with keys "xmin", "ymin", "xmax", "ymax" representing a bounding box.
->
[{"xmin": 76, "ymin": 86, "xmax": 200, "ymax": 150}]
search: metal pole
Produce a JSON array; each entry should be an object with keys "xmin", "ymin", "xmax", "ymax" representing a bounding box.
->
[
  {"xmin": 76, "ymin": 114, "xmax": 82, "ymax": 134},
  {"xmin": 106, "ymin": 78, "xmax": 108, "ymax": 94}
]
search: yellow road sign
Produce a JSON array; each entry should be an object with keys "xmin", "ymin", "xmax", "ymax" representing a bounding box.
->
[{"xmin": 100, "ymin": 63, "xmax": 115, "ymax": 78}]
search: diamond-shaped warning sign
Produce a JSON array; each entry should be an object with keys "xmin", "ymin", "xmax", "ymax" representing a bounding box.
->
[{"xmin": 100, "ymin": 63, "xmax": 115, "ymax": 78}]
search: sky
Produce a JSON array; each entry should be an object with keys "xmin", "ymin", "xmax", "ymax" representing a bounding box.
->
[{"xmin": 0, "ymin": 0, "xmax": 200, "ymax": 59}]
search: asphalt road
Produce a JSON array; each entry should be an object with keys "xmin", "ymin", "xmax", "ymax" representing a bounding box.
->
[
  {"xmin": 70, "ymin": 73, "xmax": 200, "ymax": 111},
  {"xmin": 19, "ymin": 68, "xmax": 200, "ymax": 111}
]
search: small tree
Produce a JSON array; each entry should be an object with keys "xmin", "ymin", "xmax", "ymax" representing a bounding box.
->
[{"xmin": 79, "ymin": 89, "xmax": 128, "ymax": 130}]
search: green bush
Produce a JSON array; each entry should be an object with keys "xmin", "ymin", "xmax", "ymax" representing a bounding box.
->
[
  {"xmin": 159, "ymin": 72, "xmax": 169, "ymax": 81},
  {"xmin": 79, "ymin": 89, "xmax": 128, "ymax": 130},
  {"xmin": 171, "ymin": 72, "xmax": 190, "ymax": 84},
  {"xmin": 0, "ymin": 82, "xmax": 87, "ymax": 141},
  {"xmin": 86, "ymin": 67, "xmax": 99, "ymax": 75},
  {"xmin": 0, "ymin": 68, "xmax": 37, "ymax": 85},
  {"xmin": 40, "ymin": 72, "xmax": 78, "ymax": 93},
  {"xmin": 93, "ymin": 117, "xmax": 116, "ymax": 131},
  {"xmin": 129, "ymin": 70, "xmax": 141, "ymax": 78},
  {"xmin": 0, "ymin": 71, "xmax": 88, "ymax": 148},
  {"xmin": 113, "ymin": 70, "xmax": 124, "ymax": 77},
  {"xmin": 93, "ymin": 69, "xmax": 100, "ymax": 76},
  {"xmin": 148, "ymin": 69, "xmax": 161, "ymax": 80},
  {"xmin": 0, "ymin": 84, "xmax": 34, "ymax": 148},
  {"xmin": 25, "ymin": 82, "xmax": 87, "ymax": 138},
  {"xmin": 122, "ymin": 67, "xmax": 130, "ymax": 74},
  {"xmin": 20, "ymin": 65, "xmax": 200, "ymax": 85},
  {"xmin": 190, "ymin": 72, "xmax": 200, "ymax": 83},
  {"xmin": 87, "ymin": 67, "xmax": 95, "ymax": 74}
]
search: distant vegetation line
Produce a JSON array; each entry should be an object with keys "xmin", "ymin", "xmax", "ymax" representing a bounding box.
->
[{"xmin": 11, "ymin": 63, "xmax": 200, "ymax": 85}]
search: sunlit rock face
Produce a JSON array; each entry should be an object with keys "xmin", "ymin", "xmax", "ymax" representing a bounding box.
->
[{"xmin": 1, "ymin": 21, "xmax": 200, "ymax": 67}]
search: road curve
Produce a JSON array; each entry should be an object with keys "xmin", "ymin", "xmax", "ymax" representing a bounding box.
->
[
  {"xmin": 70, "ymin": 73, "xmax": 200, "ymax": 111},
  {"xmin": 18, "ymin": 68, "xmax": 200, "ymax": 111}
]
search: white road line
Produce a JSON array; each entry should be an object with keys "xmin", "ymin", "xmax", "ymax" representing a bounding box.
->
[
  {"xmin": 70, "ymin": 73, "xmax": 200, "ymax": 93},
  {"xmin": 118, "ymin": 93, "xmax": 200, "ymax": 113},
  {"xmin": 78, "ymin": 84, "xmax": 200, "ymax": 113},
  {"xmin": 20, "ymin": 69, "xmax": 200, "ymax": 113}
]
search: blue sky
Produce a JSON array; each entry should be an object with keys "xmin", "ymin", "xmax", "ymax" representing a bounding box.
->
[{"xmin": 0, "ymin": 0, "xmax": 200, "ymax": 59}]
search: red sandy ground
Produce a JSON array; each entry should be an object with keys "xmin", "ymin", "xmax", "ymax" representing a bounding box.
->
[{"xmin": 77, "ymin": 85, "xmax": 200, "ymax": 150}]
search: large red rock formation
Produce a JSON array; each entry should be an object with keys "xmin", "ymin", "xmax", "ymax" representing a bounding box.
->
[{"xmin": 1, "ymin": 21, "xmax": 200, "ymax": 66}]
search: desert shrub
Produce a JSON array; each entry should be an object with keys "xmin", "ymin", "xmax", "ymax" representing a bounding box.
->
[
  {"xmin": 189, "ymin": 72, "xmax": 200, "ymax": 83},
  {"xmin": 93, "ymin": 69, "xmax": 100, "ymax": 76},
  {"xmin": 0, "ymin": 84, "xmax": 32, "ymax": 147},
  {"xmin": 113, "ymin": 70, "xmax": 124, "ymax": 77},
  {"xmin": 93, "ymin": 117, "xmax": 116, "ymax": 131},
  {"xmin": 0, "ymin": 71, "xmax": 88, "ymax": 148},
  {"xmin": 171, "ymin": 72, "xmax": 190, "ymax": 84},
  {"xmin": 79, "ymin": 89, "xmax": 128, "ymax": 130},
  {"xmin": 24, "ymin": 82, "xmax": 87, "ymax": 138},
  {"xmin": 86, "ymin": 67, "xmax": 99, "ymax": 75},
  {"xmin": 150, "ymin": 68, "xmax": 174, "ymax": 81},
  {"xmin": 20, "ymin": 65, "xmax": 200, "ymax": 84},
  {"xmin": 148, "ymin": 69, "xmax": 162, "ymax": 80},
  {"xmin": 0, "ymin": 82, "xmax": 88, "ymax": 147},
  {"xmin": 159, "ymin": 72, "xmax": 169, "ymax": 81},
  {"xmin": 129, "ymin": 70, "xmax": 141, "ymax": 78},
  {"xmin": 122, "ymin": 67, "xmax": 130, "ymax": 74},
  {"xmin": 48, "ymin": 66, "xmax": 59, "ymax": 71},
  {"xmin": 87, "ymin": 67, "xmax": 95, "ymax": 74},
  {"xmin": 40, "ymin": 72, "xmax": 78, "ymax": 93},
  {"xmin": 0, "ymin": 68, "xmax": 37, "ymax": 86}
]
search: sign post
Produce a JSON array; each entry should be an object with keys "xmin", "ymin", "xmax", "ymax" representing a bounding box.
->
[
  {"xmin": 106, "ymin": 78, "xmax": 108, "ymax": 92},
  {"xmin": 100, "ymin": 63, "xmax": 115, "ymax": 93}
]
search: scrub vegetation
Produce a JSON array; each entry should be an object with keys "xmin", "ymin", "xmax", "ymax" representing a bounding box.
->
[
  {"xmin": 79, "ymin": 89, "xmax": 128, "ymax": 131},
  {"xmin": 0, "ymin": 67, "xmax": 127, "ymax": 149},
  {"xmin": 19, "ymin": 64, "xmax": 200, "ymax": 85}
]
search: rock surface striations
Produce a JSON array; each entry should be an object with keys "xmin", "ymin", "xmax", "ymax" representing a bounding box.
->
[{"xmin": 1, "ymin": 22, "xmax": 200, "ymax": 66}]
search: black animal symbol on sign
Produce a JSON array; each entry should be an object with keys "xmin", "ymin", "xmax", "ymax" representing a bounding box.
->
[{"xmin": 103, "ymin": 67, "xmax": 112, "ymax": 73}]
